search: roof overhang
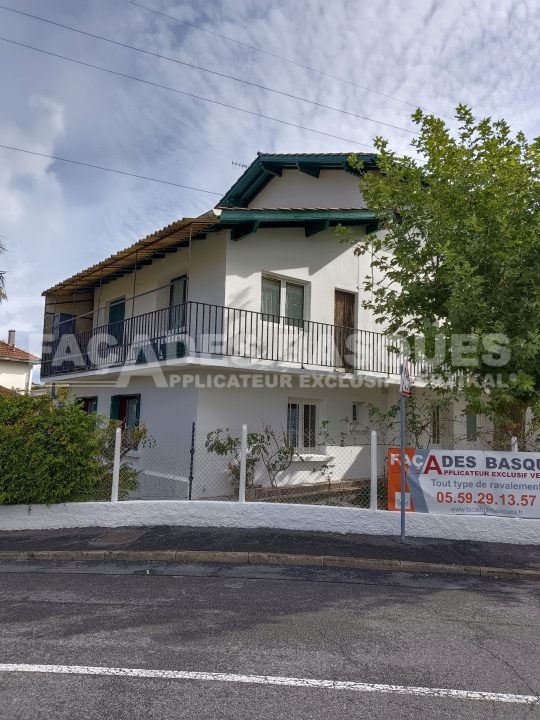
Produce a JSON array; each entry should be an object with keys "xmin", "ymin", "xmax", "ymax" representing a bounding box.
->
[
  {"xmin": 42, "ymin": 213, "xmax": 219, "ymax": 297},
  {"xmin": 218, "ymin": 152, "xmax": 378, "ymax": 209},
  {"xmin": 219, "ymin": 208, "xmax": 379, "ymax": 239}
]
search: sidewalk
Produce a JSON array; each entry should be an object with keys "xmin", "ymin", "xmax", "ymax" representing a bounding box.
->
[{"xmin": 0, "ymin": 525, "xmax": 539, "ymax": 578}]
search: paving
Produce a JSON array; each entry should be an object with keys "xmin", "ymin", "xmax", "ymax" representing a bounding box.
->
[
  {"xmin": 0, "ymin": 560, "xmax": 538, "ymax": 719},
  {"xmin": 0, "ymin": 525, "xmax": 538, "ymax": 573}
]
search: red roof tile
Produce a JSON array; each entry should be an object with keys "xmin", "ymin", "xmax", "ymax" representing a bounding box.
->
[{"xmin": 0, "ymin": 340, "xmax": 40, "ymax": 364}]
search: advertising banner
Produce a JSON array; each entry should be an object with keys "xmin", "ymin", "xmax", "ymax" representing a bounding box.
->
[{"xmin": 387, "ymin": 448, "xmax": 540, "ymax": 518}]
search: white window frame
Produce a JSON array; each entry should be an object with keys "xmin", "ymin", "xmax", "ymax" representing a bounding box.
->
[
  {"xmin": 261, "ymin": 274, "xmax": 307, "ymax": 324},
  {"xmin": 287, "ymin": 398, "xmax": 321, "ymax": 451}
]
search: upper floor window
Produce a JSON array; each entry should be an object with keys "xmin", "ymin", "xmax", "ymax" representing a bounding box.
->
[
  {"xmin": 169, "ymin": 275, "xmax": 187, "ymax": 331},
  {"xmin": 52, "ymin": 313, "xmax": 76, "ymax": 341},
  {"xmin": 108, "ymin": 297, "xmax": 125, "ymax": 344},
  {"xmin": 262, "ymin": 276, "xmax": 305, "ymax": 325}
]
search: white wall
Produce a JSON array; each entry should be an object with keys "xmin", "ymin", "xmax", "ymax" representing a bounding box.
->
[
  {"xmin": 1, "ymin": 500, "xmax": 538, "ymax": 545},
  {"xmin": 249, "ymin": 169, "xmax": 366, "ymax": 209},
  {"xmin": 0, "ymin": 360, "xmax": 31, "ymax": 392},
  {"xmin": 225, "ymin": 226, "xmax": 380, "ymax": 331},
  {"xmin": 92, "ymin": 232, "xmax": 227, "ymax": 326}
]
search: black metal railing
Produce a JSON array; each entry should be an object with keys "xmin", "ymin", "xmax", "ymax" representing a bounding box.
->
[{"xmin": 41, "ymin": 301, "xmax": 421, "ymax": 378}]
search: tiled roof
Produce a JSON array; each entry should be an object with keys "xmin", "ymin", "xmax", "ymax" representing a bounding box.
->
[
  {"xmin": 42, "ymin": 212, "xmax": 218, "ymax": 297},
  {"xmin": 0, "ymin": 340, "xmax": 40, "ymax": 364}
]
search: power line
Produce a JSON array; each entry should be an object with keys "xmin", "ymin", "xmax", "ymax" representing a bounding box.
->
[
  {"xmin": 0, "ymin": 4, "xmax": 417, "ymax": 136},
  {"xmin": 0, "ymin": 143, "xmax": 223, "ymax": 194},
  {"xmin": 129, "ymin": 0, "xmax": 454, "ymax": 121},
  {"xmin": 0, "ymin": 37, "xmax": 374, "ymax": 147}
]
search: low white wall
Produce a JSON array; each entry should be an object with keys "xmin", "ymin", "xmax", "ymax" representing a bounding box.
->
[{"xmin": 0, "ymin": 501, "xmax": 539, "ymax": 545}]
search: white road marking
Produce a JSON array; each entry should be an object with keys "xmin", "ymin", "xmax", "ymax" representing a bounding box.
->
[{"xmin": 0, "ymin": 663, "xmax": 538, "ymax": 705}]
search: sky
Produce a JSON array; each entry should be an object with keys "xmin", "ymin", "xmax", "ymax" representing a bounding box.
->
[{"xmin": 0, "ymin": 0, "xmax": 538, "ymax": 360}]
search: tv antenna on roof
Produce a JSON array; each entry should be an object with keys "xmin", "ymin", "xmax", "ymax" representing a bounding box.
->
[{"xmin": 232, "ymin": 160, "xmax": 249, "ymax": 169}]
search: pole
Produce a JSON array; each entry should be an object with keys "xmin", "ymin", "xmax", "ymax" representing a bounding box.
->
[
  {"xmin": 188, "ymin": 421, "xmax": 195, "ymax": 500},
  {"xmin": 399, "ymin": 363, "xmax": 406, "ymax": 541},
  {"xmin": 238, "ymin": 424, "xmax": 248, "ymax": 503},
  {"xmin": 511, "ymin": 436, "xmax": 518, "ymax": 453},
  {"xmin": 370, "ymin": 430, "xmax": 378, "ymax": 510},
  {"xmin": 111, "ymin": 426, "xmax": 121, "ymax": 502}
]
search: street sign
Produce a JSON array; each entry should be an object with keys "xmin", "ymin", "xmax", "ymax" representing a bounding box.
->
[{"xmin": 400, "ymin": 362, "xmax": 411, "ymax": 397}]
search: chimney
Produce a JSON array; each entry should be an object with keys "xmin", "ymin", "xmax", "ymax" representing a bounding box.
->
[{"xmin": 7, "ymin": 329, "xmax": 15, "ymax": 347}]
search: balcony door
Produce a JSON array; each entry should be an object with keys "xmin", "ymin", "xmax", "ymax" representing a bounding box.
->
[
  {"xmin": 108, "ymin": 297, "xmax": 125, "ymax": 345},
  {"xmin": 334, "ymin": 290, "xmax": 355, "ymax": 370}
]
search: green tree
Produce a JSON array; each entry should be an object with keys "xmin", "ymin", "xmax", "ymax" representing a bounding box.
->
[
  {"xmin": 347, "ymin": 106, "xmax": 540, "ymax": 448},
  {"xmin": 0, "ymin": 395, "xmax": 149, "ymax": 504}
]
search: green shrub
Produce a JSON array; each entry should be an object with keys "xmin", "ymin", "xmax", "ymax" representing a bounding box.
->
[{"xmin": 0, "ymin": 395, "xmax": 148, "ymax": 505}]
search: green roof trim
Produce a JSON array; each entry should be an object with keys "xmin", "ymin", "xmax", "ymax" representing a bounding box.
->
[
  {"xmin": 218, "ymin": 153, "xmax": 378, "ymax": 208},
  {"xmin": 220, "ymin": 208, "xmax": 377, "ymax": 223},
  {"xmin": 219, "ymin": 208, "xmax": 378, "ymax": 239}
]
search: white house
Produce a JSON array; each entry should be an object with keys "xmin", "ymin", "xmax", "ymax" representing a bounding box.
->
[
  {"xmin": 40, "ymin": 153, "xmax": 467, "ymax": 499},
  {"xmin": 0, "ymin": 330, "xmax": 40, "ymax": 395}
]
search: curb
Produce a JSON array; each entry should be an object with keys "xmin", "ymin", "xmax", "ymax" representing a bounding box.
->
[{"xmin": 0, "ymin": 549, "xmax": 538, "ymax": 580}]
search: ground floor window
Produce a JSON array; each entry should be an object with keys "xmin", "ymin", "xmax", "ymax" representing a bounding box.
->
[
  {"xmin": 110, "ymin": 394, "xmax": 141, "ymax": 430},
  {"xmin": 79, "ymin": 396, "xmax": 98, "ymax": 414},
  {"xmin": 287, "ymin": 400, "xmax": 318, "ymax": 450}
]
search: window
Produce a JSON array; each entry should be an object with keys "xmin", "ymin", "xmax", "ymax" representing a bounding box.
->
[
  {"xmin": 262, "ymin": 276, "xmax": 305, "ymax": 325},
  {"xmin": 79, "ymin": 396, "xmax": 98, "ymax": 414},
  {"xmin": 287, "ymin": 400, "xmax": 318, "ymax": 450},
  {"xmin": 52, "ymin": 313, "xmax": 76, "ymax": 341},
  {"xmin": 432, "ymin": 407, "xmax": 441, "ymax": 445},
  {"xmin": 169, "ymin": 275, "xmax": 187, "ymax": 331},
  {"xmin": 466, "ymin": 413, "xmax": 477, "ymax": 441},
  {"xmin": 110, "ymin": 394, "xmax": 140, "ymax": 431},
  {"xmin": 351, "ymin": 401, "xmax": 367, "ymax": 426},
  {"xmin": 108, "ymin": 298, "xmax": 125, "ymax": 344}
]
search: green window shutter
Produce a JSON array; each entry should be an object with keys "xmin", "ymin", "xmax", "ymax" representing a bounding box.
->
[{"xmin": 110, "ymin": 395, "xmax": 121, "ymax": 420}]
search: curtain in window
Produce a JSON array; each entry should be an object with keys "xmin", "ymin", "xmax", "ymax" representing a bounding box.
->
[
  {"xmin": 285, "ymin": 283, "xmax": 304, "ymax": 323},
  {"xmin": 262, "ymin": 277, "xmax": 280, "ymax": 320}
]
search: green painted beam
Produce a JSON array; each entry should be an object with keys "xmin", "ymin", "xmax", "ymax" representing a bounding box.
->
[
  {"xmin": 231, "ymin": 220, "xmax": 260, "ymax": 241},
  {"xmin": 304, "ymin": 220, "xmax": 329, "ymax": 237},
  {"xmin": 297, "ymin": 162, "xmax": 320, "ymax": 178},
  {"xmin": 260, "ymin": 162, "xmax": 282, "ymax": 177},
  {"xmin": 220, "ymin": 208, "xmax": 378, "ymax": 223}
]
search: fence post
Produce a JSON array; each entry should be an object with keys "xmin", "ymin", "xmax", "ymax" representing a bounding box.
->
[
  {"xmin": 238, "ymin": 424, "xmax": 248, "ymax": 503},
  {"xmin": 370, "ymin": 430, "xmax": 378, "ymax": 511},
  {"xmin": 188, "ymin": 421, "xmax": 195, "ymax": 500},
  {"xmin": 111, "ymin": 426, "xmax": 121, "ymax": 503},
  {"xmin": 511, "ymin": 436, "xmax": 518, "ymax": 452}
]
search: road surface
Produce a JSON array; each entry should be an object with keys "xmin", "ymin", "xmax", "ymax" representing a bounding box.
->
[{"xmin": 0, "ymin": 561, "xmax": 538, "ymax": 719}]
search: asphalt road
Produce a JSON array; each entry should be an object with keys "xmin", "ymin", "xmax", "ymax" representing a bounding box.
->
[{"xmin": 0, "ymin": 561, "xmax": 538, "ymax": 719}]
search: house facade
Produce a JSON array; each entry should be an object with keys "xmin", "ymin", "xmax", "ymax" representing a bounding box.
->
[
  {"xmin": 40, "ymin": 153, "xmax": 469, "ymax": 499},
  {"xmin": 0, "ymin": 330, "xmax": 39, "ymax": 394}
]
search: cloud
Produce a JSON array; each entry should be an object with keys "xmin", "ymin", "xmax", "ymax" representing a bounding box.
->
[{"xmin": 0, "ymin": 0, "xmax": 538, "ymax": 354}]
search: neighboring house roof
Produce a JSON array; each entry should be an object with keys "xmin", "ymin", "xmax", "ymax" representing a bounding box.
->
[
  {"xmin": 0, "ymin": 385, "xmax": 18, "ymax": 397},
  {"xmin": 0, "ymin": 340, "xmax": 40, "ymax": 364},
  {"xmin": 217, "ymin": 152, "xmax": 378, "ymax": 209},
  {"xmin": 42, "ymin": 213, "xmax": 218, "ymax": 297}
]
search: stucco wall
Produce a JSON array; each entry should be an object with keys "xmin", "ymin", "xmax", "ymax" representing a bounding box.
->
[
  {"xmin": 224, "ymin": 226, "xmax": 380, "ymax": 332},
  {"xmin": 0, "ymin": 500, "xmax": 538, "ymax": 545},
  {"xmin": 249, "ymin": 169, "xmax": 366, "ymax": 209},
  {"xmin": 0, "ymin": 360, "xmax": 30, "ymax": 392},
  {"xmin": 93, "ymin": 232, "xmax": 227, "ymax": 326}
]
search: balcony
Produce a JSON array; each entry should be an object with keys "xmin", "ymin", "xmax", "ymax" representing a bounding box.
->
[{"xmin": 41, "ymin": 301, "xmax": 420, "ymax": 379}]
